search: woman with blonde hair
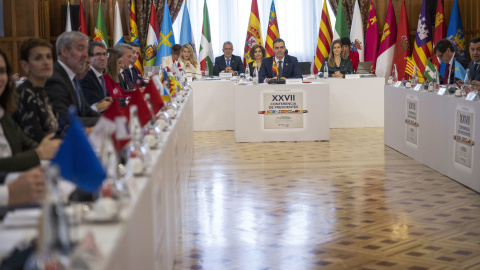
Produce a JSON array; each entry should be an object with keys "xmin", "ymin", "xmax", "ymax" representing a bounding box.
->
[
  {"xmin": 321, "ymin": 39, "xmax": 353, "ymax": 78},
  {"xmin": 179, "ymin": 44, "xmax": 202, "ymax": 80}
]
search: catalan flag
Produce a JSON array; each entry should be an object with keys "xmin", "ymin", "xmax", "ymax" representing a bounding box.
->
[
  {"xmin": 272, "ymin": 58, "xmax": 278, "ymax": 76},
  {"xmin": 93, "ymin": 0, "xmax": 109, "ymax": 47},
  {"xmin": 265, "ymin": 0, "xmax": 280, "ymax": 58},
  {"xmin": 243, "ymin": 0, "xmax": 263, "ymax": 67},
  {"xmin": 405, "ymin": 57, "xmax": 415, "ymax": 77},
  {"xmin": 412, "ymin": 0, "xmax": 433, "ymax": 83},
  {"xmin": 313, "ymin": 0, "xmax": 333, "ymax": 74},
  {"xmin": 129, "ymin": 1, "xmax": 143, "ymax": 75},
  {"xmin": 432, "ymin": 0, "xmax": 446, "ymax": 69}
]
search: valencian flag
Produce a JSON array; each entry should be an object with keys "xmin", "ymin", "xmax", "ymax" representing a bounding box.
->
[
  {"xmin": 94, "ymin": 0, "xmax": 109, "ymax": 47},
  {"xmin": 144, "ymin": 1, "xmax": 159, "ymax": 66},
  {"xmin": 333, "ymin": 0, "xmax": 349, "ymax": 40},
  {"xmin": 313, "ymin": 0, "xmax": 333, "ymax": 74},
  {"xmin": 130, "ymin": 1, "xmax": 143, "ymax": 75},
  {"xmin": 412, "ymin": 0, "xmax": 433, "ymax": 83},
  {"xmin": 392, "ymin": 0, "xmax": 409, "ymax": 80},
  {"xmin": 350, "ymin": 0, "xmax": 364, "ymax": 62},
  {"xmin": 265, "ymin": 0, "xmax": 280, "ymax": 58},
  {"xmin": 113, "ymin": 1, "xmax": 124, "ymax": 45},
  {"xmin": 272, "ymin": 58, "xmax": 279, "ymax": 76},
  {"xmin": 179, "ymin": 1, "xmax": 196, "ymax": 57},
  {"xmin": 432, "ymin": 0, "xmax": 446, "ymax": 69},
  {"xmin": 364, "ymin": 0, "xmax": 379, "ymax": 72},
  {"xmin": 375, "ymin": 0, "xmax": 396, "ymax": 79},
  {"xmin": 79, "ymin": 0, "xmax": 87, "ymax": 35},
  {"xmin": 156, "ymin": 0, "xmax": 176, "ymax": 66},
  {"xmin": 243, "ymin": 0, "xmax": 263, "ymax": 67},
  {"xmin": 199, "ymin": 0, "xmax": 214, "ymax": 75}
]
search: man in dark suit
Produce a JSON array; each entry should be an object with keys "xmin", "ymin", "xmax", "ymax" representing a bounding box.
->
[
  {"xmin": 258, "ymin": 38, "xmax": 303, "ymax": 83},
  {"xmin": 114, "ymin": 43, "xmax": 134, "ymax": 90},
  {"xmin": 213, "ymin": 41, "xmax": 245, "ymax": 76},
  {"xmin": 434, "ymin": 38, "xmax": 469, "ymax": 84},
  {"xmin": 126, "ymin": 42, "xmax": 146, "ymax": 87},
  {"xmin": 467, "ymin": 37, "xmax": 480, "ymax": 84},
  {"xmin": 80, "ymin": 41, "xmax": 112, "ymax": 113},
  {"xmin": 45, "ymin": 31, "xmax": 100, "ymax": 128}
]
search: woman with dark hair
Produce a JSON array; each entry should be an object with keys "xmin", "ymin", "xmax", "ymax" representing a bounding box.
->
[
  {"xmin": 0, "ymin": 48, "xmax": 60, "ymax": 172},
  {"xmin": 13, "ymin": 38, "xmax": 58, "ymax": 143},
  {"xmin": 248, "ymin": 44, "xmax": 266, "ymax": 77},
  {"xmin": 322, "ymin": 39, "xmax": 354, "ymax": 78},
  {"xmin": 161, "ymin": 44, "xmax": 182, "ymax": 69}
]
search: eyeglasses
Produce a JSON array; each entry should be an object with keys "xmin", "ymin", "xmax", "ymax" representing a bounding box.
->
[{"xmin": 94, "ymin": 52, "xmax": 108, "ymax": 57}]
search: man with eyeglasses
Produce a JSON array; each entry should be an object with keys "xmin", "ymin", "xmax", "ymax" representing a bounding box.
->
[
  {"xmin": 467, "ymin": 37, "xmax": 480, "ymax": 86},
  {"xmin": 434, "ymin": 38, "xmax": 469, "ymax": 85},
  {"xmin": 80, "ymin": 41, "xmax": 112, "ymax": 113}
]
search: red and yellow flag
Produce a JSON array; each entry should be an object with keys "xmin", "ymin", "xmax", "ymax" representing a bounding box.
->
[
  {"xmin": 79, "ymin": 0, "xmax": 87, "ymax": 35},
  {"xmin": 272, "ymin": 58, "xmax": 278, "ymax": 76},
  {"xmin": 265, "ymin": 0, "xmax": 280, "ymax": 58},
  {"xmin": 412, "ymin": 0, "xmax": 433, "ymax": 82},
  {"xmin": 405, "ymin": 57, "xmax": 415, "ymax": 77},
  {"xmin": 243, "ymin": 0, "xmax": 263, "ymax": 67},
  {"xmin": 392, "ymin": 0, "xmax": 410, "ymax": 80},
  {"xmin": 129, "ymin": 1, "xmax": 143, "ymax": 75},
  {"xmin": 313, "ymin": 0, "xmax": 333, "ymax": 74}
]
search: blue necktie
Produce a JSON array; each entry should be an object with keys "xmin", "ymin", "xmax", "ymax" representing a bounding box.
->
[
  {"xmin": 99, "ymin": 75, "xmax": 107, "ymax": 97},
  {"xmin": 226, "ymin": 59, "xmax": 230, "ymax": 68},
  {"xmin": 72, "ymin": 77, "xmax": 82, "ymax": 112}
]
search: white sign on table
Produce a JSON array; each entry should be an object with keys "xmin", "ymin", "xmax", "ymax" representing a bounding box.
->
[
  {"xmin": 263, "ymin": 91, "xmax": 304, "ymax": 129},
  {"xmin": 406, "ymin": 96, "xmax": 419, "ymax": 145},
  {"xmin": 454, "ymin": 108, "xmax": 474, "ymax": 168}
]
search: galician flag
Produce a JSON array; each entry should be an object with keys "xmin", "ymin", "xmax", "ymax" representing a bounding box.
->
[
  {"xmin": 350, "ymin": 0, "xmax": 364, "ymax": 62},
  {"xmin": 179, "ymin": 1, "xmax": 196, "ymax": 57},
  {"xmin": 333, "ymin": 1, "xmax": 349, "ymax": 40},
  {"xmin": 144, "ymin": 1, "xmax": 159, "ymax": 67},
  {"xmin": 129, "ymin": 0, "xmax": 143, "ymax": 75},
  {"xmin": 155, "ymin": 0, "xmax": 175, "ymax": 66},
  {"xmin": 65, "ymin": 0, "xmax": 72, "ymax": 32},
  {"xmin": 264, "ymin": 0, "xmax": 280, "ymax": 58},
  {"xmin": 374, "ymin": 0, "xmax": 397, "ymax": 79},
  {"xmin": 79, "ymin": 0, "xmax": 88, "ymax": 35},
  {"xmin": 412, "ymin": 0, "xmax": 433, "ymax": 82},
  {"xmin": 113, "ymin": 1, "xmax": 124, "ymax": 45},
  {"xmin": 199, "ymin": 0, "xmax": 213, "ymax": 76},
  {"xmin": 423, "ymin": 60, "xmax": 436, "ymax": 82},
  {"xmin": 94, "ymin": 0, "xmax": 109, "ymax": 47},
  {"xmin": 313, "ymin": 0, "xmax": 333, "ymax": 74},
  {"xmin": 243, "ymin": 0, "xmax": 263, "ymax": 66},
  {"xmin": 364, "ymin": 0, "xmax": 379, "ymax": 72}
]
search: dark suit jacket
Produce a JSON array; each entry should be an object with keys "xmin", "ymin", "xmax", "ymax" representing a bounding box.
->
[
  {"xmin": 80, "ymin": 69, "xmax": 106, "ymax": 106},
  {"xmin": 0, "ymin": 171, "xmax": 6, "ymax": 184},
  {"xmin": 321, "ymin": 57, "xmax": 354, "ymax": 77},
  {"xmin": 118, "ymin": 73, "xmax": 129, "ymax": 90},
  {"xmin": 467, "ymin": 61, "xmax": 480, "ymax": 81},
  {"xmin": 213, "ymin": 54, "xmax": 245, "ymax": 76},
  {"xmin": 45, "ymin": 62, "xmax": 100, "ymax": 129},
  {"xmin": 124, "ymin": 66, "xmax": 146, "ymax": 88},
  {"xmin": 0, "ymin": 117, "xmax": 40, "ymax": 172},
  {"xmin": 258, "ymin": 55, "xmax": 303, "ymax": 83},
  {"xmin": 247, "ymin": 61, "xmax": 262, "ymax": 77},
  {"xmin": 443, "ymin": 53, "xmax": 469, "ymax": 84}
]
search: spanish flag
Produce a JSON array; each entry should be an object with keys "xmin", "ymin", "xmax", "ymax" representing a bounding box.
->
[
  {"xmin": 412, "ymin": 0, "xmax": 433, "ymax": 83},
  {"xmin": 243, "ymin": 0, "xmax": 263, "ymax": 66},
  {"xmin": 313, "ymin": 0, "xmax": 332, "ymax": 74},
  {"xmin": 272, "ymin": 57, "xmax": 278, "ymax": 77},
  {"xmin": 265, "ymin": 0, "xmax": 280, "ymax": 58},
  {"xmin": 129, "ymin": 1, "xmax": 143, "ymax": 75}
]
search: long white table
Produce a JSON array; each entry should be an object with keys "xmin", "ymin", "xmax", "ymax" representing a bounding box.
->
[
  {"xmin": 192, "ymin": 77, "xmax": 385, "ymax": 131},
  {"xmin": 234, "ymin": 83, "xmax": 330, "ymax": 142},
  {"xmin": 384, "ymin": 86, "xmax": 480, "ymax": 192}
]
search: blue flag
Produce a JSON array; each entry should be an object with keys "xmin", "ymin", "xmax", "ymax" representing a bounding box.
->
[
  {"xmin": 454, "ymin": 60, "xmax": 467, "ymax": 81},
  {"xmin": 155, "ymin": 0, "xmax": 175, "ymax": 66},
  {"xmin": 179, "ymin": 2, "xmax": 196, "ymax": 54},
  {"xmin": 441, "ymin": 0, "xmax": 465, "ymax": 75},
  {"xmin": 51, "ymin": 109, "xmax": 106, "ymax": 193}
]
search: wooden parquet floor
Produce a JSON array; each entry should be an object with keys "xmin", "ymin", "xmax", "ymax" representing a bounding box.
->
[{"xmin": 173, "ymin": 128, "xmax": 480, "ymax": 270}]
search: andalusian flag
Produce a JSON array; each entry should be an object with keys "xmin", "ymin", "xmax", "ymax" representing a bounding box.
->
[
  {"xmin": 272, "ymin": 58, "xmax": 278, "ymax": 76},
  {"xmin": 155, "ymin": 0, "xmax": 175, "ymax": 66},
  {"xmin": 423, "ymin": 60, "xmax": 436, "ymax": 82},
  {"xmin": 265, "ymin": 0, "xmax": 280, "ymax": 58},
  {"xmin": 144, "ymin": 1, "xmax": 159, "ymax": 67},
  {"xmin": 333, "ymin": 1, "xmax": 349, "ymax": 40},
  {"xmin": 199, "ymin": 0, "xmax": 213, "ymax": 75},
  {"xmin": 243, "ymin": 0, "xmax": 263, "ymax": 66},
  {"xmin": 313, "ymin": 0, "xmax": 333, "ymax": 74},
  {"xmin": 129, "ymin": 0, "xmax": 143, "ymax": 74},
  {"xmin": 412, "ymin": 0, "xmax": 433, "ymax": 82},
  {"xmin": 94, "ymin": 0, "xmax": 109, "ymax": 47},
  {"xmin": 374, "ymin": 0, "xmax": 396, "ymax": 79}
]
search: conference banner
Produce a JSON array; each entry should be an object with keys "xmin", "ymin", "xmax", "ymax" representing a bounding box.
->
[
  {"xmin": 405, "ymin": 96, "xmax": 419, "ymax": 145},
  {"xmin": 263, "ymin": 91, "xmax": 303, "ymax": 129},
  {"xmin": 454, "ymin": 108, "xmax": 474, "ymax": 168}
]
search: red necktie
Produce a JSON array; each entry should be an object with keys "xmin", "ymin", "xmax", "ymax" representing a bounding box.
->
[{"xmin": 444, "ymin": 63, "xmax": 450, "ymax": 84}]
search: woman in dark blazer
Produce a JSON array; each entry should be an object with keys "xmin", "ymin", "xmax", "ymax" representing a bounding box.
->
[
  {"xmin": 321, "ymin": 39, "xmax": 354, "ymax": 78},
  {"xmin": 0, "ymin": 48, "xmax": 60, "ymax": 172},
  {"xmin": 248, "ymin": 44, "xmax": 266, "ymax": 77}
]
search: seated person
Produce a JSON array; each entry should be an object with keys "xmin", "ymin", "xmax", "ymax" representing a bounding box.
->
[
  {"xmin": 113, "ymin": 43, "xmax": 133, "ymax": 90},
  {"xmin": 213, "ymin": 41, "xmax": 245, "ymax": 76},
  {"xmin": 258, "ymin": 38, "xmax": 303, "ymax": 83},
  {"xmin": 45, "ymin": 31, "xmax": 100, "ymax": 128},
  {"xmin": 321, "ymin": 39, "xmax": 354, "ymax": 78},
  {"xmin": 467, "ymin": 37, "xmax": 480, "ymax": 85},
  {"xmin": 13, "ymin": 38, "xmax": 59, "ymax": 143},
  {"xmin": 0, "ymin": 167, "xmax": 45, "ymax": 206},
  {"xmin": 434, "ymin": 38, "xmax": 469, "ymax": 84},
  {"xmin": 0, "ymin": 48, "xmax": 60, "ymax": 172},
  {"xmin": 341, "ymin": 37, "xmax": 359, "ymax": 73},
  {"xmin": 104, "ymin": 49, "xmax": 131, "ymax": 99},
  {"xmin": 161, "ymin": 44, "xmax": 182, "ymax": 70},
  {"xmin": 179, "ymin": 44, "xmax": 202, "ymax": 80},
  {"xmin": 125, "ymin": 42, "xmax": 146, "ymax": 87},
  {"xmin": 248, "ymin": 44, "xmax": 266, "ymax": 77}
]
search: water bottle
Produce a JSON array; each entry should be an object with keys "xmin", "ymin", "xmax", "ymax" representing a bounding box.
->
[
  {"xmin": 324, "ymin": 64, "xmax": 329, "ymax": 79},
  {"xmin": 245, "ymin": 65, "xmax": 250, "ymax": 80},
  {"xmin": 253, "ymin": 66, "xmax": 258, "ymax": 85},
  {"xmin": 204, "ymin": 63, "xmax": 209, "ymax": 77},
  {"xmin": 464, "ymin": 68, "xmax": 472, "ymax": 95},
  {"xmin": 411, "ymin": 66, "xmax": 418, "ymax": 87}
]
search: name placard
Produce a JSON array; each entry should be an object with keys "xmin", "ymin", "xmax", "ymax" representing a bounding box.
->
[
  {"xmin": 286, "ymin": 78, "xmax": 303, "ymax": 84},
  {"xmin": 466, "ymin": 92, "xmax": 479, "ymax": 101},
  {"xmin": 413, "ymin": 84, "xmax": 423, "ymax": 91},
  {"xmin": 438, "ymin": 87, "xmax": 449, "ymax": 95},
  {"xmin": 186, "ymin": 76, "xmax": 193, "ymax": 82},
  {"xmin": 395, "ymin": 81, "xmax": 403, "ymax": 87},
  {"xmin": 345, "ymin": 74, "xmax": 361, "ymax": 79},
  {"xmin": 219, "ymin": 72, "xmax": 233, "ymax": 78}
]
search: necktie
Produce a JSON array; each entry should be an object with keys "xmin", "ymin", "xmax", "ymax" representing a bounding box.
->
[
  {"xmin": 99, "ymin": 75, "xmax": 107, "ymax": 97},
  {"xmin": 278, "ymin": 60, "xmax": 283, "ymax": 77},
  {"xmin": 72, "ymin": 77, "xmax": 82, "ymax": 112},
  {"xmin": 226, "ymin": 59, "xmax": 230, "ymax": 68},
  {"xmin": 474, "ymin": 64, "xmax": 479, "ymax": 76},
  {"xmin": 444, "ymin": 63, "xmax": 450, "ymax": 84}
]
